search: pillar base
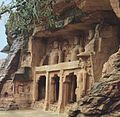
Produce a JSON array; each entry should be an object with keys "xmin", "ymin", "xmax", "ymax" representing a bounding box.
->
[
  {"xmin": 57, "ymin": 102, "xmax": 64, "ymax": 113},
  {"xmin": 44, "ymin": 101, "xmax": 49, "ymax": 111}
]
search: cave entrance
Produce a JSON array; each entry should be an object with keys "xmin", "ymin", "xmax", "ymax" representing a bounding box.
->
[
  {"xmin": 63, "ymin": 73, "xmax": 77, "ymax": 106},
  {"xmin": 69, "ymin": 73, "xmax": 77, "ymax": 103},
  {"xmin": 38, "ymin": 76, "xmax": 46, "ymax": 101}
]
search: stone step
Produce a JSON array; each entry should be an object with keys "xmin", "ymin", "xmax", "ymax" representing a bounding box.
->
[
  {"xmin": 0, "ymin": 102, "xmax": 19, "ymax": 111},
  {"xmin": 32, "ymin": 100, "xmax": 45, "ymax": 110},
  {"xmin": 64, "ymin": 103, "xmax": 77, "ymax": 113}
]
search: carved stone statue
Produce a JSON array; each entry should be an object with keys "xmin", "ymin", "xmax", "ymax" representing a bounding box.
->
[
  {"xmin": 84, "ymin": 24, "xmax": 102, "ymax": 54},
  {"xmin": 94, "ymin": 24, "xmax": 102, "ymax": 52},
  {"xmin": 70, "ymin": 37, "xmax": 83, "ymax": 61},
  {"xmin": 48, "ymin": 41, "xmax": 62, "ymax": 65},
  {"xmin": 76, "ymin": 60, "xmax": 89, "ymax": 100},
  {"xmin": 62, "ymin": 40, "xmax": 71, "ymax": 62},
  {"xmin": 18, "ymin": 85, "xmax": 24, "ymax": 94}
]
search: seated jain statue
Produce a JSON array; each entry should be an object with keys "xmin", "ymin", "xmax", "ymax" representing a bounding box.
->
[
  {"xmin": 76, "ymin": 59, "xmax": 90, "ymax": 100},
  {"xmin": 48, "ymin": 41, "xmax": 62, "ymax": 65},
  {"xmin": 70, "ymin": 37, "xmax": 84, "ymax": 61}
]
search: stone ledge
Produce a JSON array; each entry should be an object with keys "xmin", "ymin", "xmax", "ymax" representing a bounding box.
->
[{"xmin": 35, "ymin": 61, "xmax": 80, "ymax": 73}]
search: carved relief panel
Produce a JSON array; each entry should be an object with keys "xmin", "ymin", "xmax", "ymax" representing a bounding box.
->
[
  {"xmin": 15, "ymin": 82, "xmax": 32, "ymax": 100},
  {"xmin": 76, "ymin": 54, "xmax": 94, "ymax": 100},
  {"xmin": 40, "ymin": 36, "xmax": 84, "ymax": 66}
]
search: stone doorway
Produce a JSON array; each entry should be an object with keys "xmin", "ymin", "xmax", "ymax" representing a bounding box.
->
[
  {"xmin": 50, "ymin": 75, "xmax": 60, "ymax": 104},
  {"xmin": 63, "ymin": 73, "xmax": 77, "ymax": 106},
  {"xmin": 38, "ymin": 76, "xmax": 46, "ymax": 101}
]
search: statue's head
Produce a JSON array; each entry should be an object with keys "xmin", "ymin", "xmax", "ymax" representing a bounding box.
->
[
  {"xmin": 73, "ymin": 36, "xmax": 79, "ymax": 45},
  {"xmin": 53, "ymin": 41, "xmax": 59, "ymax": 49}
]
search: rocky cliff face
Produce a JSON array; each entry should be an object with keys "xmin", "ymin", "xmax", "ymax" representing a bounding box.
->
[
  {"xmin": 68, "ymin": 49, "xmax": 120, "ymax": 116},
  {"xmin": 0, "ymin": 60, "xmax": 5, "ymax": 68},
  {"xmin": 0, "ymin": 27, "xmax": 27, "ymax": 95}
]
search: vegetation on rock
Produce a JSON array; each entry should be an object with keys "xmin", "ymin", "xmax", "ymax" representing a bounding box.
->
[{"xmin": 0, "ymin": 0, "xmax": 84, "ymax": 36}]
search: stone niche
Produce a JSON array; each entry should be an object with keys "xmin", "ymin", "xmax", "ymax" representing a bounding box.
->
[
  {"xmin": 32, "ymin": 23, "xmax": 119, "ymax": 112},
  {"xmin": 12, "ymin": 66, "xmax": 33, "ymax": 108},
  {"xmin": 32, "ymin": 32, "xmax": 84, "ymax": 67},
  {"xmin": 14, "ymin": 81, "xmax": 32, "ymax": 108}
]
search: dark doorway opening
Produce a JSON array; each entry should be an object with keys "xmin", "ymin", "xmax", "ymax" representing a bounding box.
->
[
  {"xmin": 68, "ymin": 73, "xmax": 77, "ymax": 103},
  {"xmin": 38, "ymin": 76, "xmax": 46, "ymax": 101},
  {"xmin": 55, "ymin": 75, "xmax": 60, "ymax": 102},
  {"xmin": 64, "ymin": 73, "xmax": 77, "ymax": 105}
]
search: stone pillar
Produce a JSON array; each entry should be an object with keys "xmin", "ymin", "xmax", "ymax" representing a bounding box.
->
[
  {"xmin": 57, "ymin": 70, "xmax": 64, "ymax": 112},
  {"xmin": 63, "ymin": 79, "xmax": 70, "ymax": 106},
  {"xmin": 50, "ymin": 77, "xmax": 55, "ymax": 104},
  {"xmin": 13, "ymin": 82, "xmax": 16, "ymax": 94},
  {"xmin": 44, "ymin": 72, "xmax": 49, "ymax": 110},
  {"xmin": 33, "ymin": 80, "xmax": 38, "ymax": 102}
]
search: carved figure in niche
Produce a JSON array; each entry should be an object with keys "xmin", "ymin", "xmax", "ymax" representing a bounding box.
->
[
  {"xmin": 48, "ymin": 41, "xmax": 63, "ymax": 65},
  {"xmin": 18, "ymin": 85, "xmax": 24, "ymax": 94},
  {"xmin": 84, "ymin": 23, "xmax": 102, "ymax": 54},
  {"xmin": 94, "ymin": 23, "xmax": 102, "ymax": 52},
  {"xmin": 76, "ymin": 59, "xmax": 90, "ymax": 100},
  {"xmin": 70, "ymin": 37, "xmax": 84, "ymax": 61},
  {"xmin": 62, "ymin": 40, "xmax": 71, "ymax": 62}
]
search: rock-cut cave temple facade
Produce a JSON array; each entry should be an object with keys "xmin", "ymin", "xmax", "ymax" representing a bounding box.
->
[{"xmin": 0, "ymin": 0, "xmax": 120, "ymax": 112}]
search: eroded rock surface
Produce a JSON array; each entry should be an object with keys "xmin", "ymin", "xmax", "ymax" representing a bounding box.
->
[{"xmin": 68, "ymin": 49, "xmax": 120, "ymax": 117}]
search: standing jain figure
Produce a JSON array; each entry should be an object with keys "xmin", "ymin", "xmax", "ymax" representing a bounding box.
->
[
  {"xmin": 84, "ymin": 23, "xmax": 102, "ymax": 54},
  {"xmin": 76, "ymin": 60, "xmax": 90, "ymax": 101},
  {"xmin": 70, "ymin": 37, "xmax": 84, "ymax": 61},
  {"xmin": 62, "ymin": 40, "xmax": 71, "ymax": 62},
  {"xmin": 48, "ymin": 41, "xmax": 62, "ymax": 65}
]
